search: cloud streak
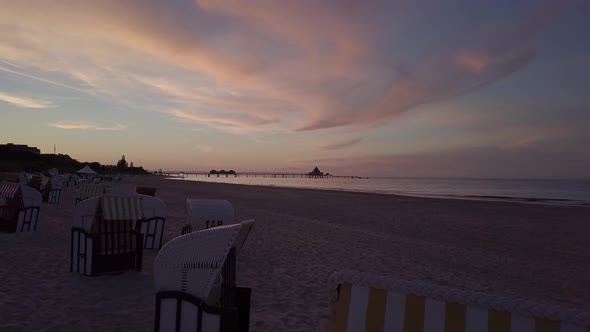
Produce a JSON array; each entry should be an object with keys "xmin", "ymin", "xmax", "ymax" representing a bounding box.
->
[
  {"xmin": 48, "ymin": 122, "xmax": 127, "ymax": 131},
  {"xmin": 0, "ymin": 91, "xmax": 56, "ymax": 108}
]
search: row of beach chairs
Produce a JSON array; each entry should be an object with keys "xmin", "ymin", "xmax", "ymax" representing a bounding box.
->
[{"xmin": 67, "ymin": 184, "xmax": 255, "ymax": 332}]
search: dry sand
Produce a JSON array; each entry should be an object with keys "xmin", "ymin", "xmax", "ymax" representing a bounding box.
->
[{"xmin": 1, "ymin": 176, "xmax": 588, "ymax": 331}]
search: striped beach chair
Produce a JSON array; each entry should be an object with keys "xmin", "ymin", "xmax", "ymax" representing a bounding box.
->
[
  {"xmin": 75, "ymin": 184, "xmax": 106, "ymax": 205},
  {"xmin": 0, "ymin": 183, "xmax": 41, "ymax": 233},
  {"xmin": 71, "ymin": 195, "xmax": 144, "ymax": 276},
  {"xmin": 327, "ymin": 270, "xmax": 590, "ymax": 332},
  {"xmin": 182, "ymin": 199, "xmax": 235, "ymax": 234}
]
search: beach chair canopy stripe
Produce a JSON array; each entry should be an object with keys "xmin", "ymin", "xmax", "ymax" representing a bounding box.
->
[
  {"xmin": 329, "ymin": 271, "xmax": 590, "ymax": 332},
  {"xmin": 0, "ymin": 182, "xmax": 20, "ymax": 198},
  {"xmin": 80, "ymin": 185, "xmax": 105, "ymax": 199},
  {"xmin": 101, "ymin": 195, "xmax": 144, "ymax": 221}
]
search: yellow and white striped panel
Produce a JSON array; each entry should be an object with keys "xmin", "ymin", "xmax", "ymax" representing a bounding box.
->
[
  {"xmin": 332, "ymin": 283, "xmax": 589, "ymax": 332},
  {"xmin": 101, "ymin": 196, "xmax": 144, "ymax": 221}
]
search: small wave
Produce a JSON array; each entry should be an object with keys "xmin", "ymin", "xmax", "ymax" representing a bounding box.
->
[{"xmin": 438, "ymin": 194, "xmax": 589, "ymax": 207}]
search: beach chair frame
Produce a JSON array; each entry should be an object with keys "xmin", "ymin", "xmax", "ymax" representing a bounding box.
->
[
  {"xmin": 136, "ymin": 194, "xmax": 167, "ymax": 249},
  {"xmin": 153, "ymin": 223, "xmax": 253, "ymax": 332},
  {"xmin": 154, "ymin": 291, "xmax": 239, "ymax": 332},
  {"xmin": 47, "ymin": 187, "xmax": 62, "ymax": 204},
  {"xmin": 42, "ymin": 179, "xmax": 62, "ymax": 204},
  {"xmin": 70, "ymin": 196, "xmax": 144, "ymax": 276},
  {"xmin": 136, "ymin": 216, "xmax": 166, "ymax": 249},
  {"xmin": 0, "ymin": 205, "xmax": 40, "ymax": 232},
  {"xmin": 70, "ymin": 223, "xmax": 144, "ymax": 276},
  {"xmin": 326, "ymin": 270, "xmax": 590, "ymax": 332}
]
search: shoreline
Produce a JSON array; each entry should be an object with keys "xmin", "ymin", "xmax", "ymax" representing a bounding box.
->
[
  {"xmin": 1, "ymin": 175, "xmax": 589, "ymax": 331},
  {"xmin": 167, "ymin": 176, "xmax": 590, "ymax": 208}
]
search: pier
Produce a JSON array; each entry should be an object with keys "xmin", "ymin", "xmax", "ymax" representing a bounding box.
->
[{"xmin": 157, "ymin": 171, "xmax": 361, "ymax": 179}]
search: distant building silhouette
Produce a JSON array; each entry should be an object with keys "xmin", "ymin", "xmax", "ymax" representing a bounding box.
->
[{"xmin": 0, "ymin": 143, "xmax": 40, "ymax": 155}]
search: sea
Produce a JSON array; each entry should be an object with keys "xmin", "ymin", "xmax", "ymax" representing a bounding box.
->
[{"xmin": 170, "ymin": 175, "xmax": 590, "ymax": 207}]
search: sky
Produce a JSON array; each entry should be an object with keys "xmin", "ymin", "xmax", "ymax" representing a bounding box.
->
[{"xmin": 1, "ymin": 0, "xmax": 589, "ymax": 178}]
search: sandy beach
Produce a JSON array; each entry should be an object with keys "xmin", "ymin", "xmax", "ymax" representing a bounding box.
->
[{"xmin": 1, "ymin": 176, "xmax": 588, "ymax": 331}]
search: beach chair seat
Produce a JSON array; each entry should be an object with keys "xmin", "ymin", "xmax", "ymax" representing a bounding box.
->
[
  {"xmin": 182, "ymin": 199, "xmax": 235, "ymax": 234},
  {"xmin": 136, "ymin": 194, "xmax": 167, "ymax": 249},
  {"xmin": 0, "ymin": 182, "xmax": 41, "ymax": 233},
  {"xmin": 70, "ymin": 195, "xmax": 144, "ymax": 276},
  {"xmin": 154, "ymin": 222, "xmax": 253, "ymax": 332},
  {"xmin": 326, "ymin": 270, "xmax": 590, "ymax": 332},
  {"xmin": 75, "ymin": 184, "xmax": 106, "ymax": 205}
]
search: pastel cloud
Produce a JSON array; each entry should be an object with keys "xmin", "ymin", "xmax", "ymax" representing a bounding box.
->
[
  {"xmin": 316, "ymin": 138, "xmax": 363, "ymax": 151},
  {"xmin": 0, "ymin": 91, "xmax": 56, "ymax": 108},
  {"xmin": 0, "ymin": 0, "xmax": 572, "ymax": 134},
  {"xmin": 48, "ymin": 122, "xmax": 127, "ymax": 131}
]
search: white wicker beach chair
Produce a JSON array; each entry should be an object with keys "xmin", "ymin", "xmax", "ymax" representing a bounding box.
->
[
  {"xmin": 326, "ymin": 270, "xmax": 590, "ymax": 332},
  {"xmin": 70, "ymin": 195, "xmax": 144, "ymax": 276},
  {"xmin": 183, "ymin": 199, "xmax": 235, "ymax": 234},
  {"xmin": 0, "ymin": 183, "xmax": 41, "ymax": 232},
  {"xmin": 154, "ymin": 223, "xmax": 244, "ymax": 332},
  {"xmin": 137, "ymin": 194, "xmax": 167, "ymax": 249}
]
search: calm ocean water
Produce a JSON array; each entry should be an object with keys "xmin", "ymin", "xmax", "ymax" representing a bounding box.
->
[{"xmin": 170, "ymin": 175, "xmax": 590, "ymax": 207}]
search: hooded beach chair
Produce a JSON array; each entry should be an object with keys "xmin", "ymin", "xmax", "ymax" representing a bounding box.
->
[
  {"xmin": 70, "ymin": 195, "xmax": 144, "ymax": 276},
  {"xmin": 45, "ymin": 177, "xmax": 63, "ymax": 204},
  {"xmin": 182, "ymin": 199, "xmax": 235, "ymax": 234},
  {"xmin": 0, "ymin": 182, "xmax": 41, "ymax": 232},
  {"xmin": 326, "ymin": 270, "xmax": 590, "ymax": 332},
  {"xmin": 75, "ymin": 184, "xmax": 106, "ymax": 205},
  {"xmin": 154, "ymin": 221, "xmax": 254, "ymax": 332}
]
